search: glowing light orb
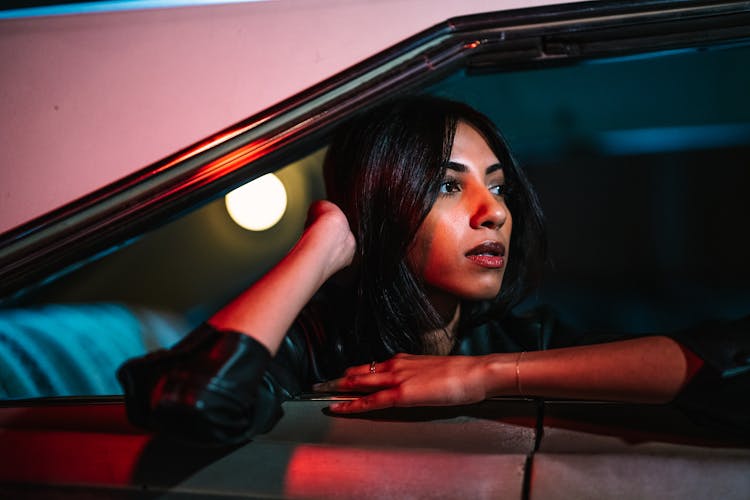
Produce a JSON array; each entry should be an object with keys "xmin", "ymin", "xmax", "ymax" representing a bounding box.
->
[{"xmin": 225, "ymin": 173, "xmax": 287, "ymax": 231}]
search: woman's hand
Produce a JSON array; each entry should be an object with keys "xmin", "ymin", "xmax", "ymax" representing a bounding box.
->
[
  {"xmin": 312, "ymin": 336, "xmax": 700, "ymax": 413},
  {"xmin": 303, "ymin": 200, "xmax": 356, "ymax": 280},
  {"xmin": 208, "ymin": 200, "xmax": 354, "ymax": 355},
  {"xmin": 313, "ymin": 353, "xmax": 516, "ymax": 413}
]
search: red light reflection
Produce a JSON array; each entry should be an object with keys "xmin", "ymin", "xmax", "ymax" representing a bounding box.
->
[
  {"xmin": 283, "ymin": 444, "xmax": 520, "ymax": 498},
  {"xmin": 0, "ymin": 429, "xmax": 151, "ymax": 485}
]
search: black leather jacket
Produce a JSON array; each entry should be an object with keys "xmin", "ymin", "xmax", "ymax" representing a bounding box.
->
[{"xmin": 117, "ymin": 307, "xmax": 750, "ymax": 445}]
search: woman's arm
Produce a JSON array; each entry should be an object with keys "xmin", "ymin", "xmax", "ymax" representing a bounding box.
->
[
  {"xmin": 209, "ymin": 200, "xmax": 355, "ymax": 354},
  {"xmin": 496, "ymin": 335, "xmax": 703, "ymax": 403},
  {"xmin": 314, "ymin": 336, "xmax": 703, "ymax": 413},
  {"xmin": 117, "ymin": 200, "xmax": 355, "ymax": 444}
]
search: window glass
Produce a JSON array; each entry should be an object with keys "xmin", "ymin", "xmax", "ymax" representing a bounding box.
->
[
  {"xmin": 2, "ymin": 42, "xmax": 749, "ymax": 399},
  {"xmin": 429, "ymin": 44, "xmax": 750, "ymax": 332}
]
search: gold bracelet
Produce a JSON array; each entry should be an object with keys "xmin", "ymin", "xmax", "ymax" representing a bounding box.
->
[{"xmin": 515, "ymin": 351, "xmax": 525, "ymax": 397}]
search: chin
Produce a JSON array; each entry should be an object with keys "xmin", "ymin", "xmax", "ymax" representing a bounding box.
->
[
  {"xmin": 430, "ymin": 275, "xmax": 504, "ymax": 303},
  {"xmin": 460, "ymin": 283, "xmax": 503, "ymax": 301},
  {"xmin": 468, "ymin": 291, "xmax": 502, "ymax": 301}
]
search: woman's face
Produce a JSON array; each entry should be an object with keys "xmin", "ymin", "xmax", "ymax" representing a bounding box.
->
[{"xmin": 408, "ymin": 121, "xmax": 512, "ymax": 310}]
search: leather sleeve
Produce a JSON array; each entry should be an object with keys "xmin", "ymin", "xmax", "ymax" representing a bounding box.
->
[
  {"xmin": 117, "ymin": 323, "xmax": 303, "ymax": 445},
  {"xmin": 669, "ymin": 315, "xmax": 750, "ymax": 379},
  {"xmin": 669, "ymin": 315, "xmax": 750, "ymax": 436}
]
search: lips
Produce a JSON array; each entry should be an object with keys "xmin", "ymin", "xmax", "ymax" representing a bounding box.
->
[{"xmin": 466, "ymin": 241, "xmax": 506, "ymax": 269}]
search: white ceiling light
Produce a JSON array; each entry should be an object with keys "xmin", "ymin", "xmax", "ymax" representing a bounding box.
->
[{"xmin": 225, "ymin": 173, "xmax": 287, "ymax": 231}]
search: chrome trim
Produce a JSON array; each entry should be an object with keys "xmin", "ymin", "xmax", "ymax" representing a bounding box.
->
[{"xmin": 2, "ymin": 0, "xmax": 749, "ymax": 299}]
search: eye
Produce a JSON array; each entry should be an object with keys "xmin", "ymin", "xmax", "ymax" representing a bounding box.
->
[
  {"xmin": 489, "ymin": 184, "xmax": 507, "ymax": 197},
  {"xmin": 439, "ymin": 179, "xmax": 461, "ymax": 195}
]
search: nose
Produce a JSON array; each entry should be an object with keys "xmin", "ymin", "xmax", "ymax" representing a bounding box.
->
[{"xmin": 469, "ymin": 190, "xmax": 508, "ymax": 230}]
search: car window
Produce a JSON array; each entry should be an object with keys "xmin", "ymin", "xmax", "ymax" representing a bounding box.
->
[
  {"xmin": 428, "ymin": 44, "xmax": 750, "ymax": 332},
  {"xmin": 2, "ymin": 3, "xmax": 749, "ymax": 399}
]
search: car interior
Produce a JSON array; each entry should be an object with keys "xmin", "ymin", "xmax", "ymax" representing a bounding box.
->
[
  {"xmin": 1, "ymin": 0, "xmax": 748, "ymax": 400},
  {"xmin": 1, "ymin": 1, "xmax": 749, "ymax": 497}
]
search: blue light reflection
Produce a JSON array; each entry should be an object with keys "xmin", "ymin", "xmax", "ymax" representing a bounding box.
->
[
  {"xmin": 0, "ymin": 0, "xmax": 269, "ymax": 19},
  {"xmin": 598, "ymin": 123, "xmax": 750, "ymax": 155}
]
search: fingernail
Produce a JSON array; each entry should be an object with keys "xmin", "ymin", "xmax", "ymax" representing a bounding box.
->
[
  {"xmin": 329, "ymin": 402, "xmax": 346, "ymax": 411},
  {"xmin": 312, "ymin": 383, "xmax": 323, "ymax": 390}
]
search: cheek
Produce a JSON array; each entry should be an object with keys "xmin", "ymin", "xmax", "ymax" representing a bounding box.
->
[
  {"xmin": 505, "ymin": 211, "xmax": 513, "ymax": 258},
  {"xmin": 408, "ymin": 214, "xmax": 463, "ymax": 280},
  {"xmin": 407, "ymin": 217, "xmax": 437, "ymax": 277}
]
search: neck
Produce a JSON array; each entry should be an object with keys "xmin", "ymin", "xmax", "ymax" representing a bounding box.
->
[{"xmin": 422, "ymin": 296, "xmax": 461, "ymax": 355}]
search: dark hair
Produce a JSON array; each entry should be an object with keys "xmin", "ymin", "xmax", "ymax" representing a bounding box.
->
[{"xmin": 323, "ymin": 96, "xmax": 545, "ymax": 360}]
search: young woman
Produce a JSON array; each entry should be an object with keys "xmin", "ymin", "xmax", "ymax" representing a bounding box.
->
[{"xmin": 118, "ymin": 97, "xmax": 749, "ymax": 444}]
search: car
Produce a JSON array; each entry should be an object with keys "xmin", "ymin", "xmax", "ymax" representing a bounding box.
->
[{"xmin": 1, "ymin": 0, "xmax": 750, "ymax": 498}]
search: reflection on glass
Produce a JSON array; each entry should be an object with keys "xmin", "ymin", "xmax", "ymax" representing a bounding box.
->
[{"xmin": 225, "ymin": 173, "xmax": 288, "ymax": 231}]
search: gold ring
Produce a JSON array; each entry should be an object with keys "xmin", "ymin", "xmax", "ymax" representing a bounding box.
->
[{"xmin": 370, "ymin": 361, "xmax": 376, "ymax": 374}]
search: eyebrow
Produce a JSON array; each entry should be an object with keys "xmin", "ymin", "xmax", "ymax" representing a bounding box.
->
[{"xmin": 446, "ymin": 161, "xmax": 503, "ymax": 174}]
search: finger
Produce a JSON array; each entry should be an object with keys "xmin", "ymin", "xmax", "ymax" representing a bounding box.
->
[
  {"xmin": 328, "ymin": 389, "xmax": 401, "ymax": 413},
  {"xmin": 313, "ymin": 373, "xmax": 396, "ymax": 393},
  {"xmin": 312, "ymin": 378, "xmax": 345, "ymax": 392},
  {"xmin": 343, "ymin": 362, "xmax": 377, "ymax": 377},
  {"xmin": 343, "ymin": 355, "xmax": 407, "ymax": 377},
  {"xmin": 305, "ymin": 200, "xmax": 334, "ymax": 227}
]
